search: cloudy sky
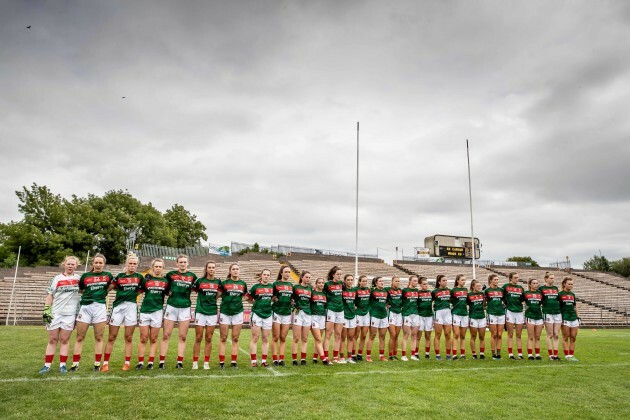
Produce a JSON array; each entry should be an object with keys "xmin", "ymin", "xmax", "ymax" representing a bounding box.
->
[{"xmin": 1, "ymin": 0, "xmax": 629, "ymax": 267}]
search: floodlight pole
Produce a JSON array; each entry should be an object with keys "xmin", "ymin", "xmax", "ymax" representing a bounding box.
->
[
  {"xmin": 6, "ymin": 246, "xmax": 21, "ymax": 326},
  {"xmin": 85, "ymin": 250, "xmax": 90, "ymax": 273},
  {"xmin": 355, "ymin": 122, "xmax": 359, "ymax": 284},
  {"xmin": 466, "ymin": 140, "xmax": 476, "ymax": 280}
]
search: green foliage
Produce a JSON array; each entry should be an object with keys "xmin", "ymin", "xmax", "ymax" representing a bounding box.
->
[
  {"xmin": 0, "ymin": 183, "xmax": 207, "ymax": 266},
  {"xmin": 236, "ymin": 242, "xmax": 283, "ymax": 258},
  {"xmin": 506, "ymin": 256, "xmax": 540, "ymax": 267},
  {"xmin": 610, "ymin": 257, "xmax": 630, "ymax": 277},
  {"xmin": 583, "ymin": 254, "xmax": 611, "ymax": 272}
]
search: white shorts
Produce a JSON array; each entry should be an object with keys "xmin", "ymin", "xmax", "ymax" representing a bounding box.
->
[
  {"xmin": 76, "ymin": 302, "xmax": 107, "ymax": 324},
  {"xmin": 344, "ymin": 317, "xmax": 357, "ymax": 329},
  {"xmin": 562, "ymin": 319, "xmax": 580, "ymax": 328},
  {"xmin": 293, "ymin": 311, "xmax": 312, "ymax": 327},
  {"xmin": 452, "ymin": 314, "xmax": 469, "ymax": 328},
  {"xmin": 273, "ymin": 313, "xmax": 292, "ymax": 325},
  {"xmin": 311, "ymin": 315, "xmax": 326, "ymax": 330},
  {"xmin": 47, "ymin": 313, "xmax": 76, "ymax": 331},
  {"xmin": 434, "ymin": 309, "xmax": 453, "ymax": 325},
  {"xmin": 163, "ymin": 305, "xmax": 192, "ymax": 322},
  {"xmin": 488, "ymin": 314, "xmax": 506, "ymax": 325},
  {"xmin": 326, "ymin": 310, "xmax": 344, "ymax": 324},
  {"xmin": 403, "ymin": 314, "xmax": 420, "ymax": 327},
  {"xmin": 526, "ymin": 318, "xmax": 544, "ymax": 326},
  {"xmin": 388, "ymin": 312, "xmax": 403, "ymax": 327},
  {"xmin": 139, "ymin": 310, "xmax": 164, "ymax": 328},
  {"xmin": 506, "ymin": 310, "xmax": 525, "ymax": 325},
  {"xmin": 356, "ymin": 314, "xmax": 371, "ymax": 327},
  {"xmin": 110, "ymin": 302, "xmax": 138, "ymax": 327},
  {"xmin": 251, "ymin": 313, "xmax": 272, "ymax": 330},
  {"xmin": 195, "ymin": 312, "xmax": 218, "ymax": 327},
  {"xmin": 371, "ymin": 317, "xmax": 388, "ymax": 329},
  {"xmin": 469, "ymin": 318, "xmax": 487, "ymax": 329},
  {"xmin": 419, "ymin": 316, "xmax": 434, "ymax": 331},
  {"xmin": 545, "ymin": 314, "xmax": 562, "ymax": 324},
  {"xmin": 219, "ymin": 312, "xmax": 243, "ymax": 326}
]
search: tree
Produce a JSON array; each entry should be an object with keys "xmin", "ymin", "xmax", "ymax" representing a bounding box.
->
[
  {"xmin": 583, "ymin": 255, "xmax": 611, "ymax": 272},
  {"xmin": 164, "ymin": 204, "xmax": 207, "ymax": 248},
  {"xmin": 0, "ymin": 184, "xmax": 207, "ymax": 266},
  {"xmin": 610, "ymin": 258, "xmax": 630, "ymax": 278},
  {"xmin": 506, "ymin": 256, "xmax": 540, "ymax": 267}
]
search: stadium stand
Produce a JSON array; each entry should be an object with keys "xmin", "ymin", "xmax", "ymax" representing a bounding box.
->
[{"xmin": 286, "ymin": 253, "xmax": 407, "ymax": 283}]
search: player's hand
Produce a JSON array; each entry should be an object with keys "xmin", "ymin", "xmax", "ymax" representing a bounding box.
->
[{"xmin": 42, "ymin": 305, "xmax": 53, "ymax": 323}]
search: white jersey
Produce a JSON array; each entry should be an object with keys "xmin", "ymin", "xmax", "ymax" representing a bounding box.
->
[{"xmin": 46, "ymin": 273, "xmax": 80, "ymax": 316}]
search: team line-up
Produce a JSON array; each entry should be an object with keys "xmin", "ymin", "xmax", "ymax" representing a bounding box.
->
[{"xmin": 39, "ymin": 253, "xmax": 581, "ymax": 374}]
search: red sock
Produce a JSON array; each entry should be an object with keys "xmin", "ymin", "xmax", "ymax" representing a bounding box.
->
[
  {"xmin": 508, "ymin": 347, "xmax": 513, "ymax": 355},
  {"xmin": 333, "ymin": 350, "xmax": 339, "ymax": 359},
  {"xmin": 138, "ymin": 356, "xmax": 144, "ymax": 363},
  {"xmin": 402, "ymin": 350, "xmax": 406, "ymax": 357},
  {"xmin": 292, "ymin": 353, "xmax": 297, "ymax": 361},
  {"xmin": 95, "ymin": 354, "xmax": 102, "ymax": 364},
  {"xmin": 379, "ymin": 349, "xmax": 384, "ymax": 356},
  {"xmin": 279, "ymin": 355, "xmax": 285, "ymax": 361},
  {"xmin": 219, "ymin": 355, "xmax": 225, "ymax": 363},
  {"xmin": 160, "ymin": 355, "xmax": 166, "ymax": 362},
  {"xmin": 261, "ymin": 354, "xmax": 267, "ymax": 361},
  {"xmin": 73, "ymin": 354, "xmax": 81, "ymax": 363},
  {"xmin": 452, "ymin": 349, "xmax": 457, "ymax": 356},
  {"xmin": 548, "ymin": 349, "xmax": 553, "ymax": 356},
  {"xmin": 517, "ymin": 348, "xmax": 522, "ymax": 355},
  {"xmin": 366, "ymin": 349, "xmax": 371, "ymax": 356},
  {"xmin": 340, "ymin": 353, "xmax": 344, "ymax": 358},
  {"xmin": 125, "ymin": 356, "xmax": 130, "ymax": 363},
  {"xmin": 569, "ymin": 349, "xmax": 574, "ymax": 356},
  {"xmin": 231, "ymin": 354, "xmax": 237, "ymax": 362},
  {"xmin": 251, "ymin": 353, "xmax": 256, "ymax": 362},
  {"xmin": 313, "ymin": 353, "xmax": 318, "ymax": 359},
  {"xmin": 177, "ymin": 356, "xmax": 183, "ymax": 363},
  {"xmin": 148, "ymin": 357, "xmax": 155, "ymax": 363},
  {"xmin": 357, "ymin": 350, "xmax": 363, "ymax": 355},
  {"xmin": 535, "ymin": 348, "xmax": 540, "ymax": 355},
  {"xmin": 528, "ymin": 349, "xmax": 533, "ymax": 356},
  {"xmin": 446, "ymin": 349, "xmax": 451, "ymax": 356},
  {"xmin": 273, "ymin": 355, "xmax": 278, "ymax": 362},
  {"xmin": 45, "ymin": 354, "xmax": 54, "ymax": 364},
  {"xmin": 204, "ymin": 355, "xmax": 210, "ymax": 363},
  {"xmin": 435, "ymin": 349, "xmax": 441, "ymax": 356},
  {"xmin": 425, "ymin": 346, "xmax": 430, "ymax": 354},
  {"xmin": 301, "ymin": 352, "xmax": 306, "ymax": 360},
  {"xmin": 324, "ymin": 351, "xmax": 329, "ymax": 358},
  {"xmin": 60, "ymin": 355, "xmax": 68, "ymax": 364},
  {"xmin": 564, "ymin": 349, "xmax": 569, "ymax": 356},
  {"xmin": 104, "ymin": 353, "xmax": 111, "ymax": 362},
  {"xmin": 193, "ymin": 356, "xmax": 199, "ymax": 362},
  {"xmin": 480, "ymin": 346, "xmax": 485, "ymax": 353},
  {"xmin": 351, "ymin": 351, "xmax": 356, "ymax": 357},
  {"xmin": 414, "ymin": 346, "xmax": 419, "ymax": 354},
  {"xmin": 460, "ymin": 349, "xmax": 465, "ymax": 355},
  {"xmin": 553, "ymin": 349, "xmax": 558, "ymax": 357}
]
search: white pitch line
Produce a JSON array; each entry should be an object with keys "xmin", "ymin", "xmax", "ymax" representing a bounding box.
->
[{"xmin": 2, "ymin": 362, "xmax": 628, "ymax": 384}]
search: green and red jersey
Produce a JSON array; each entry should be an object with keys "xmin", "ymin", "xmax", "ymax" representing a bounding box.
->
[
  {"xmin": 538, "ymin": 285, "xmax": 561, "ymax": 315},
  {"xmin": 355, "ymin": 287, "xmax": 371, "ymax": 316},
  {"xmin": 79, "ymin": 271, "xmax": 114, "ymax": 305},
  {"xmin": 485, "ymin": 287, "xmax": 505, "ymax": 316},
  {"xmin": 502, "ymin": 283, "xmax": 525, "ymax": 312},
  {"xmin": 248, "ymin": 283, "xmax": 273, "ymax": 318},
  {"xmin": 451, "ymin": 287, "xmax": 468, "ymax": 316},
  {"xmin": 112, "ymin": 272, "xmax": 143, "ymax": 307},
  {"xmin": 559, "ymin": 291, "xmax": 578, "ymax": 321},
  {"xmin": 386, "ymin": 287, "xmax": 403, "ymax": 314},
  {"xmin": 165, "ymin": 270, "xmax": 197, "ymax": 308},
  {"xmin": 370, "ymin": 288, "xmax": 389, "ymax": 319},
  {"xmin": 272, "ymin": 281, "xmax": 294, "ymax": 316},
  {"xmin": 140, "ymin": 274, "xmax": 169, "ymax": 313},
  {"xmin": 324, "ymin": 281, "xmax": 344, "ymax": 312},
  {"xmin": 401, "ymin": 288, "xmax": 419, "ymax": 316},
  {"xmin": 467, "ymin": 291, "xmax": 485, "ymax": 319},
  {"xmin": 417, "ymin": 290, "xmax": 433, "ymax": 317},
  {"xmin": 293, "ymin": 284, "xmax": 312, "ymax": 315},
  {"xmin": 523, "ymin": 290, "xmax": 543, "ymax": 320},
  {"xmin": 194, "ymin": 277, "xmax": 221, "ymax": 316},
  {"xmin": 220, "ymin": 279, "xmax": 247, "ymax": 315},
  {"xmin": 342, "ymin": 286, "xmax": 357, "ymax": 319},
  {"xmin": 432, "ymin": 288, "xmax": 451, "ymax": 311},
  {"xmin": 310, "ymin": 291, "xmax": 327, "ymax": 316}
]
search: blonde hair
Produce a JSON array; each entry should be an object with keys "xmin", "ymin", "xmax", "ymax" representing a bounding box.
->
[{"xmin": 60, "ymin": 255, "xmax": 80, "ymax": 267}]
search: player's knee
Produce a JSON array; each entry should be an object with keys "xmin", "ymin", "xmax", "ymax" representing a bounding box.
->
[
  {"xmin": 150, "ymin": 336, "xmax": 158, "ymax": 345},
  {"xmin": 140, "ymin": 334, "xmax": 148, "ymax": 344},
  {"xmin": 124, "ymin": 334, "xmax": 133, "ymax": 343},
  {"xmin": 232, "ymin": 336, "xmax": 239, "ymax": 344}
]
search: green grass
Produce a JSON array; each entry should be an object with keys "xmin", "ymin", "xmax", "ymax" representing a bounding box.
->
[{"xmin": 1, "ymin": 327, "xmax": 629, "ymax": 419}]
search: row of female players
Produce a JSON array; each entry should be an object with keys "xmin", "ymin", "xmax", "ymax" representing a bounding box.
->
[{"xmin": 39, "ymin": 253, "xmax": 580, "ymax": 373}]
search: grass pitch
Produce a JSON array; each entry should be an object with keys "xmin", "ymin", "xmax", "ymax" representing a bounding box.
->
[{"xmin": 0, "ymin": 327, "xmax": 628, "ymax": 419}]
